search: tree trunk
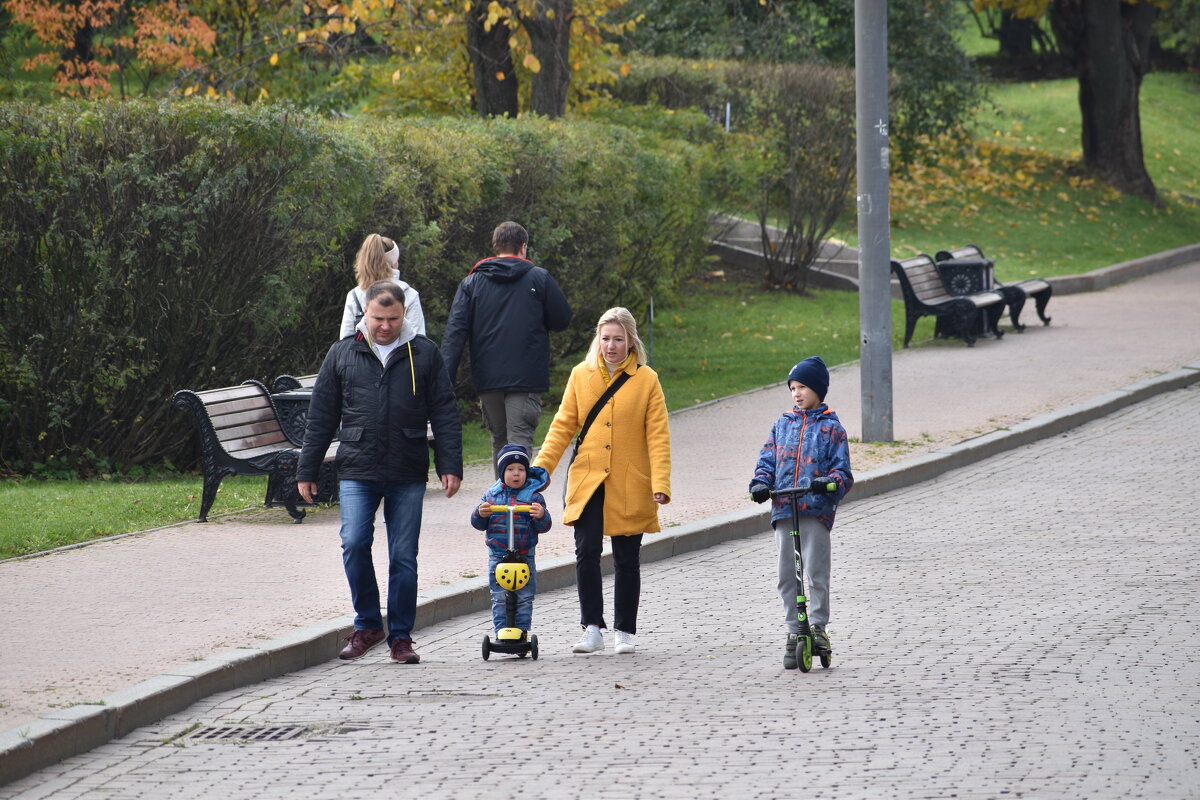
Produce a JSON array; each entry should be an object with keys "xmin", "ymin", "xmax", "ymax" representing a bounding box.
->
[
  {"xmin": 1050, "ymin": 0, "xmax": 1159, "ymax": 205},
  {"xmin": 521, "ymin": 0, "xmax": 572, "ymax": 118},
  {"xmin": 466, "ymin": 0, "xmax": 519, "ymax": 118},
  {"xmin": 998, "ymin": 11, "xmax": 1035, "ymax": 57}
]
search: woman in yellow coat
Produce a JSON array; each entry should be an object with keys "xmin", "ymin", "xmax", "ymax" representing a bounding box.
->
[{"xmin": 533, "ymin": 307, "xmax": 672, "ymax": 655}]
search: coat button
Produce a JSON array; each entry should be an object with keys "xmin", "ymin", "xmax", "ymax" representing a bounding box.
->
[
  {"xmin": 605, "ymin": 444, "xmax": 611, "ymax": 450},
  {"xmin": 604, "ymin": 468, "xmax": 610, "ymax": 473},
  {"xmin": 606, "ymin": 422, "xmax": 611, "ymax": 427}
]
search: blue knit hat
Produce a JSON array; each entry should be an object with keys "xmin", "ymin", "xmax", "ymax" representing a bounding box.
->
[
  {"xmin": 787, "ymin": 356, "xmax": 829, "ymax": 401},
  {"xmin": 496, "ymin": 443, "xmax": 531, "ymax": 474}
]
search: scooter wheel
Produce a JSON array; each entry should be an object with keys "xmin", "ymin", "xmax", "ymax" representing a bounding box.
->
[
  {"xmin": 797, "ymin": 636, "xmax": 813, "ymax": 673},
  {"xmin": 530, "ymin": 634, "xmax": 539, "ymax": 661},
  {"xmin": 482, "ymin": 634, "xmax": 491, "ymax": 661},
  {"xmin": 820, "ymin": 651, "xmax": 832, "ymax": 669}
]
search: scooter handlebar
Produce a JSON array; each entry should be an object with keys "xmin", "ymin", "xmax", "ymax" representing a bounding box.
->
[
  {"xmin": 487, "ymin": 504, "xmax": 534, "ymax": 513},
  {"xmin": 769, "ymin": 479, "xmax": 837, "ymax": 498}
]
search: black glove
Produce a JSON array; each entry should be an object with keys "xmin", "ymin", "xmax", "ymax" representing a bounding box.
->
[
  {"xmin": 810, "ymin": 476, "xmax": 837, "ymax": 494},
  {"xmin": 749, "ymin": 483, "xmax": 771, "ymax": 504}
]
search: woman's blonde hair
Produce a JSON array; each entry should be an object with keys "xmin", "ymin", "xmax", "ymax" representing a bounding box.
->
[
  {"xmin": 353, "ymin": 233, "xmax": 398, "ymax": 290},
  {"xmin": 586, "ymin": 307, "xmax": 648, "ymax": 368}
]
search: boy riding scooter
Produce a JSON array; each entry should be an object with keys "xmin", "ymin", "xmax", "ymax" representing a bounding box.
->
[{"xmin": 471, "ymin": 444, "xmax": 551, "ymax": 658}]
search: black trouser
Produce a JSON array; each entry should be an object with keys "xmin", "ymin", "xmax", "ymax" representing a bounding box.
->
[{"xmin": 574, "ymin": 483, "xmax": 644, "ymax": 634}]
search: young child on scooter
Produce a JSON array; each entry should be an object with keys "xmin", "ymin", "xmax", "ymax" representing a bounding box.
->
[
  {"xmin": 748, "ymin": 356, "xmax": 854, "ymax": 669},
  {"xmin": 471, "ymin": 443, "xmax": 552, "ymax": 639}
]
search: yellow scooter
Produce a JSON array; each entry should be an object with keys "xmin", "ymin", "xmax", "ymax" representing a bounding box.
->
[{"xmin": 481, "ymin": 503, "xmax": 539, "ymax": 661}]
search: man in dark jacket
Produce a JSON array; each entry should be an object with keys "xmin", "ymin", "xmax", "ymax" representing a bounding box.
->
[
  {"xmin": 297, "ymin": 282, "xmax": 462, "ymax": 666},
  {"xmin": 440, "ymin": 221, "xmax": 572, "ymax": 472}
]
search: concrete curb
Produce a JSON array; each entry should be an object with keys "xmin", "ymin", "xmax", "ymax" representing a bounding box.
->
[
  {"xmin": 5, "ymin": 361, "xmax": 1198, "ymax": 786},
  {"xmin": 1048, "ymin": 243, "xmax": 1200, "ymax": 295}
]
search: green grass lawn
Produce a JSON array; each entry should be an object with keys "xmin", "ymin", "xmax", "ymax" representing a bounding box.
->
[
  {"xmin": 650, "ymin": 283, "xmax": 906, "ymax": 410},
  {"xmin": 0, "ymin": 473, "xmax": 270, "ymax": 559},
  {"xmin": 833, "ymin": 71, "xmax": 1200, "ymax": 283},
  {"xmin": 977, "ymin": 72, "xmax": 1200, "ymax": 200}
]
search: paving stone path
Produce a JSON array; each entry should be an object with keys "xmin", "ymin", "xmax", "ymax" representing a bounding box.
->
[{"xmin": 4, "ymin": 384, "xmax": 1197, "ymax": 800}]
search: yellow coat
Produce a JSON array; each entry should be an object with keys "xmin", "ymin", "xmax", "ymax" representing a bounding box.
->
[{"xmin": 533, "ymin": 360, "xmax": 672, "ymax": 535}]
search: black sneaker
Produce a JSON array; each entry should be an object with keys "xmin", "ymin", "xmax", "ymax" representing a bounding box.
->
[
  {"xmin": 812, "ymin": 625, "xmax": 830, "ymax": 653},
  {"xmin": 783, "ymin": 634, "xmax": 799, "ymax": 670}
]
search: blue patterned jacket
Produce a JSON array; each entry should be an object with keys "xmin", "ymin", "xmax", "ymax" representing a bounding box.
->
[
  {"xmin": 470, "ymin": 465, "xmax": 552, "ymax": 554},
  {"xmin": 750, "ymin": 405, "xmax": 854, "ymax": 530}
]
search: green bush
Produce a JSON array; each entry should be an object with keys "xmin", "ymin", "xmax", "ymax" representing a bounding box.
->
[
  {"xmin": 0, "ymin": 100, "xmax": 372, "ymax": 475},
  {"xmin": 0, "ymin": 100, "xmax": 712, "ymax": 475}
]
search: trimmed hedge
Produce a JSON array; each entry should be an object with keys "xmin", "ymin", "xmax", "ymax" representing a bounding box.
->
[{"xmin": 0, "ymin": 100, "xmax": 711, "ymax": 474}]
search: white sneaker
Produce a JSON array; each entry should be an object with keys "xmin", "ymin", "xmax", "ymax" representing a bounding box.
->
[
  {"xmin": 572, "ymin": 626, "xmax": 604, "ymax": 653},
  {"xmin": 614, "ymin": 630, "xmax": 636, "ymax": 654}
]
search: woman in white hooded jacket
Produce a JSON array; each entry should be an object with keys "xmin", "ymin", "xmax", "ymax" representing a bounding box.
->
[{"xmin": 339, "ymin": 234, "xmax": 426, "ymax": 339}]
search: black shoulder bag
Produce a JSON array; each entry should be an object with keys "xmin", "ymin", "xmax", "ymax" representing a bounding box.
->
[{"xmin": 563, "ymin": 369, "xmax": 633, "ymax": 501}]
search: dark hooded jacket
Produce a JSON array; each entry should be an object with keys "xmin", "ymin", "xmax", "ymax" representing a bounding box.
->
[
  {"xmin": 440, "ymin": 256, "xmax": 572, "ymax": 394},
  {"xmin": 297, "ymin": 327, "xmax": 462, "ymax": 485}
]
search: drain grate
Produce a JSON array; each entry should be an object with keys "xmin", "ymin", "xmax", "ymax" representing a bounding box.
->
[{"xmin": 188, "ymin": 725, "xmax": 307, "ymax": 742}]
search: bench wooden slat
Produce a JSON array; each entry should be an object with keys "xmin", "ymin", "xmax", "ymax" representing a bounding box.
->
[
  {"xmin": 206, "ymin": 395, "xmax": 272, "ymax": 415},
  {"xmin": 207, "ymin": 406, "xmax": 280, "ymax": 430},
  {"xmin": 195, "ymin": 385, "xmax": 267, "ymax": 404},
  {"xmin": 231, "ymin": 440, "xmax": 296, "ymax": 460},
  {"xmin": 217, "ymin": 420, "xmax": 288, "ymax": 443},
  {"xmin": 223, "ymin": 429, "xmax": 291, "ymax": 452}
]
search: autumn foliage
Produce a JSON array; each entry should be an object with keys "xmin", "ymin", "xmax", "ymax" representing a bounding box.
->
[{"xmin": 5, "ymin": 0, "xmax": 215, "ymax": 96}]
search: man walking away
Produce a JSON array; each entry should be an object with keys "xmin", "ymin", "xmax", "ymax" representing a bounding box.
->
[{"xmin": 440, "ymin": 221, "xmax": 572, "ymax": 471}]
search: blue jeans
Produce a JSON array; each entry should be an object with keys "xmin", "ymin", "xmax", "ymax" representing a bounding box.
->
[
  {"xmin": 487, "ymin": 545, "xmax": 537, "ymax": 632},
  {"xmin": 338, "ymin": 479, "xmax": 425, "ymax": 643}
]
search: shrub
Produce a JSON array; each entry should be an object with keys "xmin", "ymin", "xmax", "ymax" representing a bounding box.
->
[{"xmin": 0, "ymin": 100, "xmax": 711, "ymax": 474}]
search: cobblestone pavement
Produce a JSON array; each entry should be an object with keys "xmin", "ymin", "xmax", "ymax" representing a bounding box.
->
[
  {"xmin": 2, "ymin": 260, "xmax": 1198, "ymax": 734},
  {"xmin": 4, "ymin": 384, "xmax": 1197, "ymax": 800}
]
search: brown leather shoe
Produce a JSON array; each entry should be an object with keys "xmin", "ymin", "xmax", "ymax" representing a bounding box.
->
[
  {"xmin": 339, "ymin": 628, "xmax": 386, "ymax": 660},
  {"xmin": 389, "ymin": 638, "xmax": 420, "ymax": 664}
]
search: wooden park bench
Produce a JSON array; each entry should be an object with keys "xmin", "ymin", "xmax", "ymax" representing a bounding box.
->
[
  {"xmin": 172, "ymin": 380, "xmax": 337, "ymax": 524},
  {"xmin": 936, "ymin": 244, "xmax": 1052, "ymax": 332},
  {"xmin": 890, "ymin": 254, "xmax": 1007, "ymax": 347}
]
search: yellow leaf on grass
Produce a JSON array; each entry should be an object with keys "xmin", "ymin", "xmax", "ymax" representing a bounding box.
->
[{"xmin": 524, "ymin": 53, "xmax": 541, "ymax": 73}]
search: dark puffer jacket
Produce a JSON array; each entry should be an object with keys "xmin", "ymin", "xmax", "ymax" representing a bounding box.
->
[
  {"xmin": 297, "ymin": 332, "xmax": 462, "ymax": 484},
  {"xmin": 440, "ymin": 256, "xmax": 572, "ymax": 394}
]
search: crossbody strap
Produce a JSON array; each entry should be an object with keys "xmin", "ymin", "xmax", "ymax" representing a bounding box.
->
[{"xmin": 576, "ymin": 369, "xmax": 633, "ymax": 448}]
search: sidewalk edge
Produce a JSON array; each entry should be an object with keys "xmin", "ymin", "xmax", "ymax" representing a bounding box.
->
[{"xmin": 3, "ymin": 363, "xmax": 1199, "ymax": 787}]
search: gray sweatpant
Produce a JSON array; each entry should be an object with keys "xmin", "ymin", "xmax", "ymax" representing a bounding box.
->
[
  {"xmin": 773, "ymin": 516, "xmax": 831, "ymax": 634},
  {"xmin": 479, "ymin": 391, "xmax": 541, "ymax": 473}
]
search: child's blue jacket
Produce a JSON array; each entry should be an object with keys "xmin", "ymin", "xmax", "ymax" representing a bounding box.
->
[
  {"xmin": 750, "ymin": 404, "xmax": 854, "ymax": 530},
  {"xmin": 470, "ymin": 465, "xmax": 553, "ymax": 554}
]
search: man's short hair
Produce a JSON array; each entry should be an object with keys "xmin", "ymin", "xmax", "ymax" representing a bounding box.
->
[
  {"xmin": 364, "ymin": 281, "xmax": 406, "ymax": 307},
  {"xmin": 492, "ymin": 221, "xmax": 529, "ymax": 256}
]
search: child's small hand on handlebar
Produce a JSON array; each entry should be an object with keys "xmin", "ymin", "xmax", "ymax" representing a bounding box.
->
[{"xmin": 529, "ymin": 502, "xmax": 545, "ymax": 519}]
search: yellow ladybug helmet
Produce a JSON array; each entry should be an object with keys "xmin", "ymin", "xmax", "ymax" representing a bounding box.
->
[{"xmin": 494, "ymin": 560, "xmax": 530, "ymax": 592}]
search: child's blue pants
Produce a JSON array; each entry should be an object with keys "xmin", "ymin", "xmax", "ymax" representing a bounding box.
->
[{"xmin": 487, "ymin": 545, "xmax": 536, "ymax": 632}]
